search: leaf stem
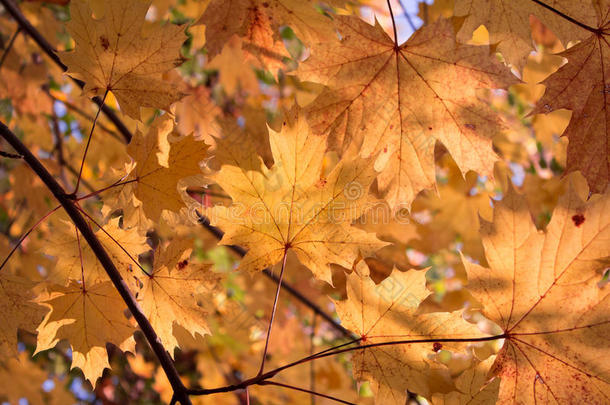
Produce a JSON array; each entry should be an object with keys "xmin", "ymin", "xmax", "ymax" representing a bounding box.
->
[
  {"xmin": 198, "ymin": 214, "xmax": 356, "ymax": 339},
  {"xmin": 386, "ymin": 0, "xmax": 399, "ymax": 46},
  {"xmin": 257, "ymin": 249, "xmax": 289, "ymax": 376}
]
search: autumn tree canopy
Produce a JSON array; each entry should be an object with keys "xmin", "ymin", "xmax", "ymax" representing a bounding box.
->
[{"xmin": 0, "ymin": 0, "xmax": 609, "ymax": 404}]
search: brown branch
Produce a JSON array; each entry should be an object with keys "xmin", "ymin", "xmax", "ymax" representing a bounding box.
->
[
  {"xmin": 0, "ymin": 120, "xmax": 191, "ymax": 405},
  {"xmin": 1, "ymin": 1, "xmax": 360, "ymax": 397},
  {"xmin": 0, "ymin": 0, "xmax": 133, "ymax": 143},
  {"xmin": 187, "ymin": 334, "xmax": 506, "ymax": 397}
]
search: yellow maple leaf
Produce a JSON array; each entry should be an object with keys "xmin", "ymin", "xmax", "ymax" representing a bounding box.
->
[
  {"xmin": 59, "ymin": 0, "xmax": 187, "ymax": 119},
  {"xmin": 454, "ymin": 0, "xmax": 597, "ymax": 70},
  {"xmin": 334, "ymin": 261, "xmax": 486, "ymax": 402},
  {"xmin": 463, "ymin": 174, "xmax": 610, "ymax": 403},
  {"xmin": 208, "ymin": 106, "xmax": 387, "ymax": 284},
  {"xmin": 199, "ymin": 0, "xmax": 340, "ymax": 74},
  {"xmin": 430, "ymin": 356, "xmax": 500, "ymax": 404},
  {"xmin": 45, "ymin": 218, "xmax": 149, "ymax": 286},
  {"xmin": 35, "ymin": 280, "xmax": 136, "ymax": 383},
  {"xmin": 0, "ymin": 352, "xmax": 48, "ymax": 405},
  {"xmin": 298, "ymin": 16, "xmax": 516, "ymax": 209},
  {"xmin": 531, "ymin": 3, "xmax": 610, "ymax": 192},
  {"xmin": 133, "ymin": 238, "xmax": 222, "ymax": 352},
  {"xmin": 0, "ymin": 273, "xmax": 47, "ymax": 358},
  {"xmin": 120, "ymin": 114, "xmax": 209, "ymax": 225}
]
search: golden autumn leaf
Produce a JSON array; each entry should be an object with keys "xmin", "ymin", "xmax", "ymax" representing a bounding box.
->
[
  {"xmin": 59, "ymin": 0, "xmax": 187, "ymax": 119},
  {"xmin": 430, "ymin": 357, "xmax": 500, "ymax": 405},
  {"xmin": 418, "ymin": 0, "xmax": 454, "ymax": 24},
  {"xmin": 463, "ymin": 174, "xmax": 610, "ymax": 403},
  {"xmin": 411, "ymin": 156, "xmax": 493, "ymax": 262},
  {"xmin": 45, "ymin": 218, "xmax": 149, "ymax": 286},
  {"xmin": 0, "ymin": 274, "xmax": 47, "ymax": 358},
  {"xmin": 118, "ymin": 114, "xmax": 208, "ymax": 226},
  {"xmin": 132, "ymin": 238, "xmax": 222, "ymax": 352},
  {"xmin": 6, "ymin": 0, "xmax": 610, "ymax": 402},
  {"xmin": 298, "ymin": 16, "xmax": 516, "ymax": 209},
  {"xmin": 208, "ymin": 106, "xmax": 387, "ymax": 284},
  {"xmin": 454, "ymin": 0, "xmax": 597, "ymax": 70},
  {"xmin": 35, "ymin": 281, "xmax": 136, "ymax": 383},
  {"xmin": 199, "ymin": 0, "xmax": 339, "ymax": 74},
  {"xmin": 0, "ymin": 352, "xmax": 48, "ymax": 405},
  {"xmin": 334, "ymin": 261, "xmax": 486, "ymax": 402},
  {"xmin": 531, "ymin": 3, "xmax": 610, "ymax": 193}
]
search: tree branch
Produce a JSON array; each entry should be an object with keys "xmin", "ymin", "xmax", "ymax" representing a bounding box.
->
[
  {"xmin": 0, "ymin": 120, "xmax": 191, "ymax": 405},
  {"xmin": 0, "ymin": 0, "xmax": 133, "ymax": 143}
]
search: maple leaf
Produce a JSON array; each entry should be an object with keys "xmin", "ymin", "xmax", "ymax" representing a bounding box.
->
[
  {"xmin": 208, "ymin": 106, "xmax": 387, "ymax": 284},
  {"xmin": 430, "ymin": 357, "xmax": 500, "ymax": 404},
  {"xmin": 411, "ymin": 157, "xmax": 493, "ymax": 262},
  {"xmin": 0, "ymin": 273, "xmax": 47, "ymax": 358},
  {"xmin": 463, "ymin": 175, "xmax": 610, "ymax": 403},
  {"xmin": 199, "ymin": 0, "xmax": 339, "ymax": 74},
  {"xmin": 133, "ymin": 238, "xmax": 222, "ymax": 352},
  {"xmin": 530, "ymin": 4, "xmax": 610, "ymax": 192},
  {"xmin": 45, "ymin": 218, "xmax": 149, "ymax": 286},
  {"xmin": 35, "ymin": 281, "xmax": 136, "ymax": 383},
  {"xmin": 0, "ymin": 352, "xmax": 48, "ymax": 405},
  {"xmin": 334, "ymin": 261, "xmax": 486, "ymax": 402},
  {"xmin": 119, "ymin": 114, "xmax": 209, "ymax": 226},
  {"xmin": 59, "ymin": 0, "xmax": 187, "ymax": 120},
  {"xmin": 454, "ymin": 0, "xmax": 597, "ymax": 70},
  {"xmin": 298, "ymin": 16, "xmax": 516, "ymax": 209}
]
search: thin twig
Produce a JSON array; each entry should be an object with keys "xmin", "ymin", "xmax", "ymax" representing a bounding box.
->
[
  {"xmin": 0, "ymin": 120, "xmax": 191, "ymax": 405},
  {"xmin": 0, "ymin": 150, "xmax": 22, "ymax": 159},
  {"xmin": 72, "ymin": 89, "xmax": 108, "ymax": 195},
  {"xmin": 188, "ymin": 338, "xmax": 361, "ymax": 396},
  {"xmin": 258, "ymin": 381, "xmax": 356, "ymax": 405},
  {"xmin": 0, "ymin": 205, "xmax": 61, "ymax": 271},
  {"xmin": 310, "ymin": 314, "xmax": 317, "ymax": 405},
  {"xmin": 529, "ymin": 0, "xmax": 601, "ymax": 34},
  {"xmin": 397, "ymin": 0, "xmax": 417, "ymax": 33},
  {"xmin": 51, "ymin": 112, "xmax": 69, "ymax": 187},
  {"xmin": 0, "ymin": 25, "xmax": 20, "ymax": 68},
  {"xmin": 44, "ymin": 88, "xmax": 124, "ymax": 142}
]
